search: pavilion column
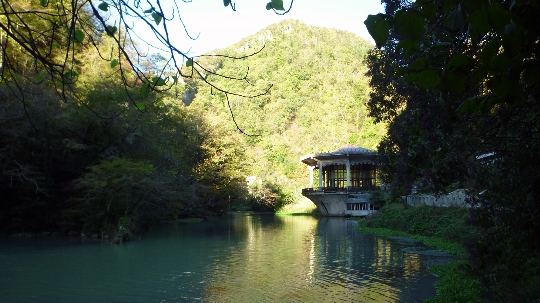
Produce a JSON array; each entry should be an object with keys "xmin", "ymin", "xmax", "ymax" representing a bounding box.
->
[
  {"xmin": 318, "ymin": 161, "xmax": 323, "ymax": 189},
  {"xmin": 309, "ymin": 166, "xmax": 314, "ymax": 188},
  {"xmin": 374, "ymin": 166, "xmax": 378, "ymax": 187},
  {"xmin": 346, "ymin": 158, "xmax": 351, "ymax": 189},
  {"xmin": 361, "ymin": 166, "xmax": 365, "ymax": 188}
]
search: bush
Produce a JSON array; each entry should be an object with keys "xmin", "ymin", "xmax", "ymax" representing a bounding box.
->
[
  {"xmin": 72, "ymin": 157, "xmax": 156, "ymax": 236},
  {"xmin": 360, "ymin": 204, "xmax": 474, "ymax": 248}
]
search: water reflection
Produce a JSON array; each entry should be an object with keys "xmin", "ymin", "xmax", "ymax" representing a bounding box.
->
[
  {"xmin": 200, "ymin": 215, "xmax": 448, "ymax": 302},
  {"xmin": 0, "ymin": 214, "xmax": 452, "ymax": 303}
]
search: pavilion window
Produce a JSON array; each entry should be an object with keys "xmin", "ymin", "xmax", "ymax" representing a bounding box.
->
[
  {"xmin": 350, "ymin": 165, "xmax": 361, "ymax": 188},
  {"xmin": 323, "ymin": 164, "xmax": 347, "ymax": 189},
  {"xmin": 361, "ymin": 164, "xmax": 376, "ymax": 188}
]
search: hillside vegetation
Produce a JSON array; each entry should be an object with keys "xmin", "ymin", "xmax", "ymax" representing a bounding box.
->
[{"xmin": 188, "ymin": 20, "xmax": 385, "ymax": 210}]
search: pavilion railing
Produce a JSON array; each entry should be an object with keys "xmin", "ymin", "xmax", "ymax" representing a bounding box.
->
[{"xmin": 301, "ymin": 186, "xmax": 379, "ymax": 194}]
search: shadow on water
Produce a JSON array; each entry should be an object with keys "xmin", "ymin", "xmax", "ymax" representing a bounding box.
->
[{"xmin": 0, "ymin": 213, "xmax": 453, "ymax": 302}]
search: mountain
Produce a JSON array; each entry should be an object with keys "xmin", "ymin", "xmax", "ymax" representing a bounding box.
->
[{"xmin": 187, "ymin": 19, "xmax": 386, "ymax": 208}]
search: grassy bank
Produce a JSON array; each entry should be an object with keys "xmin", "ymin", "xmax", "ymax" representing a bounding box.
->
[
  {"xmin": 356, "ymin": 203, "xmax": 482, "ymax": 303},
  {"xmin": 276, "ymin": 198, "xmax": 318, "ymax": 215}
]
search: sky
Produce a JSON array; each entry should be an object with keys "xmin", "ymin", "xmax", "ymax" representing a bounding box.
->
[{"xmin": 137, "ymin": 0, "xmax": 385, "ymax": 56}]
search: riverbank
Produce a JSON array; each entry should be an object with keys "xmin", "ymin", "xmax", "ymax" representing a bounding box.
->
[{"xmin": 355, "ymin": 204, "xmax": 482, "ymax": 303}]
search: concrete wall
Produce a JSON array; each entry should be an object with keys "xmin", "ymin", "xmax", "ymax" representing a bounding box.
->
[{"xmin": 302, "ymin": 192, "xmax": 349, "ymax": 216}]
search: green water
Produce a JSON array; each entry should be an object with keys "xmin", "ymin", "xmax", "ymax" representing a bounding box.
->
[{"xmin": 0, "ymin": 214, "xmax": 452, "ymax": 302}]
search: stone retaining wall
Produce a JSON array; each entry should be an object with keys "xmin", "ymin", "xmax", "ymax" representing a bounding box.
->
[{"xmin": 406, "ymin": 189, "xmax": 468, "ymax": 207}]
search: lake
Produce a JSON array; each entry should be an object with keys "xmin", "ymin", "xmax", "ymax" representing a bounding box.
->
[{"xmin": 0, "ymin": 213, "xmax": 453, "ymax": 302}]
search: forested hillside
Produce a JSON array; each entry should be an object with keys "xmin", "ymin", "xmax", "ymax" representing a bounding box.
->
[{"xmin": 188, "ymin": 20, "xmax": 385, "ymax": 210}]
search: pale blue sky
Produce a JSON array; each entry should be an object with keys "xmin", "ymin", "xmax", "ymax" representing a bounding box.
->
[{"xmin": 139, "ymin": 0, "xmax": 385, "ymax": 56}]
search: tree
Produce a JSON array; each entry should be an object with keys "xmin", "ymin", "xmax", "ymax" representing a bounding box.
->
[
  {"xmin": 365, "ymin": 0, "xmax": 540, "ymax": 300},
  {"xmin": 73, "ymin": 157, "xmax": 155, "ymax": 236},
  {"xmin": 0, "ymin": 0, "xmax": 291, "ymax": 106}
]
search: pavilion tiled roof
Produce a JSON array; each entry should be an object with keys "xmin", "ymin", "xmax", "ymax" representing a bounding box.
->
[
  {"xmin": 331, "ymin": 144, "xmax": 375, "ymax": 155},
  {"xmin": 300, "ymin": 144, "xmax": 377, "ymax": 166}
]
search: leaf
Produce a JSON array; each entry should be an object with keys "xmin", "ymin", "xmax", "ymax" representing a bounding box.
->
[
  {"xmin": 442, "ymin": 68, "xmax": 467, "ymax": 94},
  {"xmin": 397, "ymin": 39, "xmax": 419, "ymax": 58},
  {"xmin": 223, "ymin": 0, "xmax": 231, "ymax": 7},
  {"xmin": 446, "ymin": 5, "xmax": 465, "ymax": 31},
  {"xmin": 64, "ymin": 70, "xmax": 79, "ymax": 83},
  {"xmin": 490, "ymin": 54, "xmax": 511, "ymax": 74},
  {"xmin": 172, "ymin": 75, "xmax": 178, "ymax": 84},
  {"xmin": 481, "ymin": 38, "xmax": 500, "ymax": 66},
  {"xmin": 40, "ymin": 0, "xmax": 48, "ymax": 6},
  {"xmin": 51, "ymin": 42, "xmax": 58, "ymax": 49},
  {"xmin": 467, "ymin": 10, "xmax": 491, "ymax": 34},
  {"xmin": 144, "ymin": 8, "xmax": 153, "ymax": 13},
  {"xmin": 140, "ymin": 83, "xmax": 150, "ymax": 98},
  {"xmin": 135, "ymin": 102, "xmax": 146, "ymax": 110},
  {"xmin": 35, "ymin": 75, "xmax": 44, "ymax": 82},
  {"xmin": 98, "ymin": 2, "xmax": 108, "ymax": 11},
  {"xmin": 463, "ymin": 0, "xmax": 484, "ymax": 11},
  {"xmin": 396, "ymin": 67, "xmax": 407, "ymax": 77},
  {"xmin": 110, "ymin": 59, "xmax": 119, "ymax": 68},
  {"xmin": 486, "ymin": 75, "xmax": 513, "ymax": 99},
  {"xmin": 394, "ymin": 10, "xmax": 425, "ymax": 41},
  {"xmin": 456, "ymin": 96, "xmax": 483, "ymax": 114},
  {"xmin": 457, "ymin": 94, "xmax": 499, "ymax": 114},
  {"xmin": 152, "ymin": 76, "xmax": 166, "ymax": 86},
  {"xmin": 106, "ymin": 25, "xmax": 117, "ymax": 36},
  {"xmin": 504, "ymin": 22, "xmax": 517, "ymax": 35},
  {"xmin": 421, "ymin": 2, "xmax": 437, "ymax": 20},
  {"xmin": 271, "ymin": 0, "xmax": 284, "ymax": 11},
  {"xmin": 441, "ymin": 0, "xmax": 454, "ymax": 14},
  {"xmin": 266, "ymin": 2, "xmax": 272, "ymax": 10},
  {"xmin": 74, "ymin": 29, "xmax": 84, "ymax": 43},
  {"xmin": 152, "ymin": 12, "xmax": 162, "ymax": 26},
  {"xmin": 364, "ymin": 14, "xmax": 392, "ymax": 48},
  {"xmin": 407, "ymin": 70, "xmax": 440, "ymax": 89},
  {"xmin": 523, "ymin": 59, "xmax": 540, "ymax": 85},
  {"xmin": 186, "ymin": 58, "xmax": 193, "ymax": 67},
  {"xmin": 408, "ymin": 57, "xmax": 426, "ymax": 70},
  {"xmin": 487, "ymin": 0, "xmax": 511, "ymax": 33},
  {"xmin": 447, "ymin": 54, "xmax": 475, "ymax": 68}
]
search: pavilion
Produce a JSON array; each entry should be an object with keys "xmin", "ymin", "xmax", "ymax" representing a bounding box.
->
[{"xmin": 300, "ymin": 144, "xmax": 380, "ymax": 216}]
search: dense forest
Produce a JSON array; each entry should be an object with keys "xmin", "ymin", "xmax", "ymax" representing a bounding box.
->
[{"xmin": 0, "ymin": 4, "xmax": 382, "ymax": 237}]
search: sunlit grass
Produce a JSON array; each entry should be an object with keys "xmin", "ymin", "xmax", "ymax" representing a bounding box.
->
[{"xmin": 277, "ymin": 198, "xmax": 318, "ymax": 215}]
